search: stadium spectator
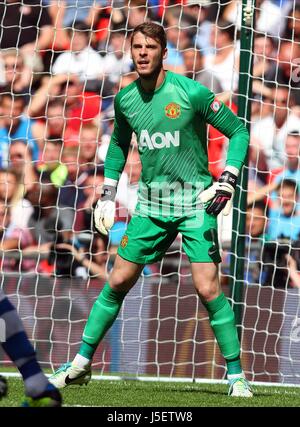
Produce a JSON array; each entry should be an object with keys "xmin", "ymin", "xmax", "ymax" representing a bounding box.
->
[
  {"xmin": 253, "ymin": 33, "xmax": 277, "ymax": 81},
  {"xmin": 248, "ymin": 81, "xmax": 274, "ymax": 184},
  {"xmin": 183, "ymin": 48, "xmax": 223, "ymax": 94},
  {"xmin": 241, "ymin": 201, "xmax": 269, "ymax": 285},
  {"xmin": 0, "ymin": 0, "xmax": 53, "ymax": 73},
  {"xmin": 283, "ymin": 3, "xmax": 300, "ymax": 43},
  {"xmin": 58, "ymin": 145, "xmax": 85, "ymax": 209},
  {"xmin": 0, "ymin": 49, "xmax": 31, "ymax": 100},
  {"xmin": 264, "ymin": 41, "xmax": 300, "ymax": 105},
  {"xmin": 74, "ymin": 166, "xmax": 105, "ymax": 233},
  {"xmin": 185, "ymin": 0, "xmax": 213, "ymax": 55},
  {"xmin": 32, "ymin": 100, "xmax": 66, "ymax": 143},
  {"xmin": 27, "ymin": 177, "xmax": 74, "ymax": 247},
  {"xmin": 126, "ymin": 0, "xmax": 151, "ymax": 31},
  {"xmin": 102, "ymin": 28, "xmax": 133, "ymax": 84},
  {"xmin": 285, "ymin": 252, "xmax": 300, "ymax": 288},
  {"xmin": 251, "ymin": 85, "xmax": 300, "ymax": 170},
  {"xmin": 8, "ymin": 141, "xmax": 38, "ymax": 194},
  {"xmin": 267, "ymin": 179, "xmax": 300, "ymax": 241},
  {"xmin": 272, "ymin": 131, "xmax": 300, "ymax": 184},
  {"xmin": 246, "ymin": 200, "xmax": 269, "ymax": 242},
  {"xmin": 0, "ymin": 203, "xmax": 34, "ymax": 272},
  {"xmin": 0, "ymin": 93, "xmax": 39, "ymax": 169},
  {"xmin": 28, "ymin": 73, "xmax": 101, "ymax": 136},
  {"xmin": 0, "ymin": 167, "xmax": 33, "ymax": 229},
  {"xmin": 204, "ymin": 20, "xmax": 239, "ymax": 92},
  {"xmin": 55, "ymin": 233, "xmax": 108, "ymax": 279},
  {"xmin": 51, "ymin": 21, "xmax": 104, "ymax": 82},
  {"xmin": 163, "ymin": 10, "xmax": 187, "ymax": 73},
  {"xmin": 78, "ymin": 123, "xmax": 103, "ymax": 171},
  {"xmin": 223, "ymin": 0, "xmax": 290, "ymax": 37},
  {"xmin": 38, "ymin": 139, "xmax": 67, "ymax": 187},
  {"xmin": 46, "ymin": 0, "xmax": 107, "ymax": 28}
]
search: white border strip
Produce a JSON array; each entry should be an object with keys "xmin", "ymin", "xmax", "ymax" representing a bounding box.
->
[{"xmin": 1, "ymin": 372, "xmax": 300, "ymax": 388}]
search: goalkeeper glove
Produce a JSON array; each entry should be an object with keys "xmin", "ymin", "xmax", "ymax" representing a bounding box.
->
[
  {"xmin": 93, "ymin": 183, "xmax": 117, "ymax": 235},
  {"xmin": 199, "ymin": 166, "xmax": 239, "ymax": 216}
]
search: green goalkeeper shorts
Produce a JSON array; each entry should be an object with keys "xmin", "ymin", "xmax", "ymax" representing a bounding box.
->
[{"xmin": 117, "ymin": 212, "xmax": 221, "ymax": 264}]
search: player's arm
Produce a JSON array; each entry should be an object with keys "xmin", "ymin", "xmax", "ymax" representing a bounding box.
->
[
  {"xmin": 94, "ymin": 93, "xmax": 133, "ymax": 235},
  {"xmin": 193, "ymin": 85, "xmax": 249, "ymax": 216}
]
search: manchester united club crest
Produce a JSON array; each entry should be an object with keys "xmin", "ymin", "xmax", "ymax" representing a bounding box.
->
[
  {"xmin": 165, "ymin": 102, "xmax": 181, "ymax": 119},
  {"xmin": 120, "ymin": 235, "xmax": 128, "ymax": 248}
]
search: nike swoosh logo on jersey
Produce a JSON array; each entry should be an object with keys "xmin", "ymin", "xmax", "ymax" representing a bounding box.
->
[
  {"xmin": 129, "ymin": 112, "xmax": 138, "ymax": 117},
  {"xmin": 65, "ymin": 371, "xmax": 88, "ymax": 385}
]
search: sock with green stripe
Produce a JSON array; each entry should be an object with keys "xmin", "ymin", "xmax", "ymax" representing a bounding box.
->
[
  {"xmin": 203, "ymin": 292, "xmax": 242, "ymax": 375},
  {"xmin": 77, "ymin": 283, "xmax": 127, "ymax": 362}
]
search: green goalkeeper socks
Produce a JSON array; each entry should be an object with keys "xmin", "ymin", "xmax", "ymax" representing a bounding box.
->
[
  {"xmin": 79, "ymin": 283, "xmax": 127, "ymax": 360},
  {"xmin": 203, "ymin": 292, "xmax": 242, "ymax": 374}
]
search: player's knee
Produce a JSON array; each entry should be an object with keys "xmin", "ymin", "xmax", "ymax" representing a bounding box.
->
[
  {"xmin": 196, "ymin": 283, "xmax": 220, "ymax": 303},
  {"xmin": 109, "ymin": 271, "xmax": 136, "ymax": 292}
]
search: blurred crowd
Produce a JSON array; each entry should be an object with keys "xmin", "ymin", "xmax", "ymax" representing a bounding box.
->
[{"xmin": 0, "ymin": 0, "xmax": 300, "ymax": 288}]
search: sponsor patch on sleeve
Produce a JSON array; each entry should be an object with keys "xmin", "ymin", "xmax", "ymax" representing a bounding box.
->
[{"xmin": 210, "ymin": 99, "xmax": 221, "ymax": 113}]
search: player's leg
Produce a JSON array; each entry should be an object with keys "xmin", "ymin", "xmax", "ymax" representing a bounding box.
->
[
  {"xmin": 179, "ymin": 214, "xmax": 252, "ymax": 397},
  {"xmin": 76, "ymin": 255, "xmax": 144, "ymax": 363},
  {"xmin": 0, "ymin": 289, "xmax": 61, "ymax": 406},
  {"xmin": 50, "ymin": 214, "xmax": 176, "ymax": 388},
  {"xmin": 190, "ymin": 262, "xmax": 251, "ymax": 396},
  {"xmin": 49, "ymin": 255, "xmax": 143, "ymax": 388}
]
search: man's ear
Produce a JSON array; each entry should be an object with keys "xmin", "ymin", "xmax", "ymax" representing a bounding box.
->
[{"xmin": 163, "ymin": 47, "xmax": 168, "ymax": 61}]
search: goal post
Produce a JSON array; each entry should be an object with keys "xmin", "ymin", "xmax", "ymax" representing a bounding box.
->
[{"xmin": 230, "ymin": 0, "xmax": 255, "ymax": 340}]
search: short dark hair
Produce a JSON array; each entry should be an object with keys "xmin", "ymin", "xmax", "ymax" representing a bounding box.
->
[
  {"xmin": 47, "ymin": 99, "xmax": 64, "ymax": 110},
  {"xmin": 67, "ymin": 20, "xmax": 90, "ymax": 37},
  {"xmin": 281, "ymin": 178, "xmax": 298, "ymax": 194},
  {"xmin": 10, "ymin": 140, "xmax": 33, "ymax": 157},
  {"xmin": 45, "ymin": 138, "xmax": 63, "ymax": 146},
  {"xmin": 217, "ymin": 20, "xmax": 235, "ymax": 42},
  {"xmin": 247, "ymin": 200, "xmax": 267, "ymax": 212},
  {"xmin": 131, "ymin": 22, "xmax": 167, "ymax": 51},
  {"xmin": 0, "ymin": 92, "xmax": 26, "ymax": 105}
]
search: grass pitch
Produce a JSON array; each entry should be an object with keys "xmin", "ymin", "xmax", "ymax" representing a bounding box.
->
[{"xmin": 0, "ymin": 376, "xmax": 300, "ymax": 407}]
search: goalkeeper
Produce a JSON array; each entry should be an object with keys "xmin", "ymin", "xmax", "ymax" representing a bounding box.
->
[{"xmin": 50, "ymin": 22, "xmax": 252, "ymax": 397}]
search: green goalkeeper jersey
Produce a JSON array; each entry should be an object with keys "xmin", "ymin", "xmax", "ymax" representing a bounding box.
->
[{"xmin": 104, "ymin": 70, "xmax": 249, "ymax": 217}]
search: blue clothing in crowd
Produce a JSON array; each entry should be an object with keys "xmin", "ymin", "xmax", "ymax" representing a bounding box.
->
[
  {"xmin": 268, "ymin": 208, "xmax": 300, "ymax": 241},
  {"xmin": 0, "ymin": 116, "xmax": 39, "ymax": 168}
]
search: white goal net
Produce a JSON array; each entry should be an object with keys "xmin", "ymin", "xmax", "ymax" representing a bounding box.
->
[{"xmin": 0, "ymin": 0, "xmax": 300, "ymax": 386}]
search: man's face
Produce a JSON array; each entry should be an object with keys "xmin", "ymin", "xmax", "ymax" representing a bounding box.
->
[
  {"xmin": 0, "ymin": 171, "xmax": 17, "ymax": 201},
  {"xmin": 285, "ymin": 135, "xmax": 300, "ymax": 163},
  {"xmin": 47, "ymin": 105, "xmax": 65, "ymax": 135},
  {"xmin": 183, "ymin": 49, "xmax": 202, "ymax": 75},
  {"xmin": 246, "ymin": 207, "xmax": 266, "ymax": 238},
  {"xmin": 254, "ymin": 37, "xmax": 273, "ymax": 60},
  {"xmin": 280, "ymin": 185, "xmax": 297, "ymax": 216},
  {"xmin": 42, "ymin": 142, "xmax": 61, "ymax": 168},
  {"xmin": 9, "ymin": 142, "xmax": 31, "ymax": 168},
  {"xmin": 70, "ymin": 31, "xmax": 88, "ymax": 52},
  {"xmin": 0, "ymin": 97, "xmax": 24, "ymax": 128},
  {"xmin": 65, "ymin": 79, "xmax": 83, "ymax": 105},
  {"xmin": 110, "ymin": 32, "xmax": 126, "ymax": 54},
  {"xmin": 131, "ymin": 32, "xmax": 167, "ymax": 79},
  {"xmin": 79, "ymin": 128, "xmax": 99, "ymax": 162},
  {"xmin": 62, "ymin": 154, "xmax": 79, "ymax": 182},
  {"xmin": 273, "ymin": 87, "xmax": 289, "ymax": 122},
  {"xmin": 278, "ymin": 42, "xmax": 300, "ymax": 78},
  {"xmin": 4, "ymin": 54, "xmax": 23, "ymax": 84}
]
